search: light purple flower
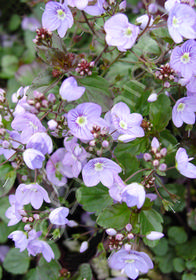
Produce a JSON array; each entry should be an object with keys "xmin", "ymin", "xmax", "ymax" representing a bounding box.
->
[
  {"xmin": 167, "ymin": 3, "xmax": 196, "ymax": 43},
  {"xmin": 107, "ymin": 102, "xmax": 144, "ymax": 142},
  {"xmin": 23, "ymin": 148, "xmax": 45, "ymax": 170},
  {"xmin": 172, "ymin": 96, "xmax": 196, "ymax": 127},
  {"xmin": 104, "ymin": 13, "xmax": 139, "ymax": 52},
  {"xmin": 108, "ymin": 248, "xmax": 153, "ymax": 280},
  {"xmin": 109, "ymin": 174, "xmax": 126, "ymax": 202},
  {"xmin": 46, "ymin": 148, "xmax": 68, "ymax": 186},
  {"xmin": 121, "ymin": 183, "xmax": 146, "ymax": 209},
  {"xmin": 0, "ymin": 130, "xmax": 21, "ymax": 160},
  {"xmin": 21, "ymin": 16, "xmax": 41, "ymax": 32},
  {"xmin": 84, "ymin": 0, "xmax": 105, "ymax": 16},
  {"xmin": 67, "ymin": 102, "xmax": 103, "ymax": 141},
  {"xmin": 63, "ymin": 142, "xmax": 89, "ymax": 177},
  {"xmin": 146, "ymin": 231, "xmax": 164, "ymax": 240},
  {"xmin": 68, "ymin": 0, "xmax": 88, "ymax": 10},
  {"xmin": 11, "ymin": 112, "xmax": 46, "ymax": 143},
  {"xmin": 82, "ymin": 157, "xmax": 122, "ymax": 187},
  {"xmin": 26, "ymin": 132, "xmax": 53, "ymax": 155},
  {"xmin": 136, "ymin": 15, "xmax": 153, "ymax": 30},
  {"xmin": 59, "ymin": 77, "xmax": 85, "ymax": 102},
  {"xmin": 42, "ymin": 1, "xmax": 74, "ymax": 38},
  {"xmin": 170, "ymin": 40, "xmax": 196, "ymax": 79},
  {"xmin": 165, "ymin": 0, "xmax": 180, "ymax": 11},
  {"xmin": 5, "ymin": 195, "xmax": 25, "ymax": 226},
  {"xmin": 49, "ymin": 207, "xmax": 69, "ymax": 225},
  {"xmin": 175, "ymin": 147, "xmax": 196, "ymax": 178},
  {"xmin": 8, "ymin": 231, "xmax": 28, "ymax": 252},
  {"xmin": 15, "ymin": 183, "xmax": 51, "ymax": 209}
]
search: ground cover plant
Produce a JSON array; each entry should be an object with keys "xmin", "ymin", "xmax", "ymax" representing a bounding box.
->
[{"xmin": 0, "ymin": 0, "xmax": 196, "ymax": 279}]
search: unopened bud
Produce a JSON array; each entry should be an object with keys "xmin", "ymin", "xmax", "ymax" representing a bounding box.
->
[
  {"xmin": 47, "ymin": 93, "xmax": 56, "ymax": 103},
  {"xmin": 22, "ymin": 217, "xmax": 29, "ymax": 223},
  {"xmin": 48, "ymin": 119, "xmax": 58, "ymax": 130},
  {"xmin": 160, "ymin": 148, "xmax": 167, "ymax": 157},
  {"xmin": 67, "ymin": 220, "xmax": 78, "ymax": 227},
  {"xmin": 153, "ymin": 159, "xmax": 159, "ymax": 167},
  {"xmin": 96, "ymin": 150, "xmax": 102, "ymax": 156},
  {"xmin": 146, "ymin": 231, "xmax": 164, "ymax": 240},
  {"xmin": 80, "ymin": 241, "xmax": 88, "ymax": 253},
  {"xmin": 102, "ymin": 140, "xmax": 109, "ymax": 148},
  {"xmin": 2, "ymin": 140, "xmax": 10, "ymax": 149},
  {"xmin": 89, "ymin": 140, "xmax": 96, "ymax": 147},
  {"xmin": 33, "ymin": 214, "xmax": 40, "ymax": 220},
  {"xmin": 164, "ymin": 81, "xmax": 170, "ymax": 88},
  {"xmin": 124, "ymin": 243, "xmax": 132, "ymax": 252},
  {"xmin": 159, "ymin": 163, "xmax": 167, "ymax": 171},
  {"xmin": 24, "ymin": 224, "xmax": 32, "ymax": 231},
  {"xmin": 115, "ymin": 233, "xmax": 124, "ymax": 241},
  {"xmin": 147, "ymin": 93, "xmax": 157, "ymax": 102},
  {"xmin": 148, "ymin": 3, "xmax": 158, "ymax": 13},
  {"xmin": 125, "ymin": 224, "xmax": 132, "ymax": 232},
  {"xmin": 143, "ymin": 153, "xmax": 152, "ymax": 162},
  {"xmin": 28, "ymin": 217, "xmax": 34, "ymax": 222},
  {"xmin": 106, "ymin": 228, "xmax": 117, "ymax": 236},
  {"xmin": 127, "ymin": 233, "xmax": 134, "ymax": 239}
]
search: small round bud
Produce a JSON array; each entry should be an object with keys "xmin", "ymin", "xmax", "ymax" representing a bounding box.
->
[
  {"xmin": 89, "ymin": 140, "xmax": 96, "ymax": 147},
  {"xmin": 102, "ymin": 140, "xmax": 109, "ymax": 148},
  {"xmin": 24, "ymin": 224, "xmax": 32, "ymax": 231},
  {"xmin": 159, "ymin": 163, "xmax": 167, "ymax": 171},
  {"xmin": 143, "ymin": 153, "xmax": 152, "ymax": 162},
  {"xmin": 22, "ymin": 217, "xmax": 29, "ymax": 223},
  {"xmin": 80, "ymin": 241, "xmax": 88, "ymax": 253},
  {"xmin": 115, "ymin": 233, "xmax": 124, "ymax": 241},
  {"xmin": 160, "ymin": 148, "xmax": 167, "ymax": 157},
  {"xmin": 164, "ymin": 81, "xmax": 170, "ymax": 88},
  {"xmin": 47, "ymin": 93, "xmax": 56, "ymax": 103},
  {"xmin": 2, "ymin": 140, "xmax": 10, "ymax": 149},
  {"xmin": 148, "ymin": 3, "xmax": 158, "ymax": 13},
  {"xmin": 47, "ymin": 119, "xmax": 58, "ymax": 130},
  {"xmin": 106, "ymin": 228, "xmax": 117, "ymax": 236},
  {"xmin": 28, "ymin": 217, "xmax": 34, "ymax": 222},
  {"xmin": 155, "ymin": 152, "xmax": 162, "ymax": 159},
  {"xmin": 147, "ymin": 93, "xmax": 157, "ymax": 102},
  {"xmin": 125, "ymin": 224, "xmax": 132, "ymax": 232},
  {"xmin": 96, "ymin": 150, "xmax": 102, "ymax": 156},
  {"xmin": 124, "ymin": 243, "xmax": 132, "ymax": 252},
  {"xmin": 33, "ymin": 214, "xmax": 40, "ymax": 220},
  {"xmin": 41, "ymin": 100, "xmax": 48, "ymax": 108},
  {"xmin": 21, "ymin": 175, "xmax": 28, "ymax": 181},
  {"xmin": 127, "ymin": 233, "xmax": 134, "ymax": 240},
  {"xmin": 153, "ymin": 159, "xmax": 159, "ymax": 167}
]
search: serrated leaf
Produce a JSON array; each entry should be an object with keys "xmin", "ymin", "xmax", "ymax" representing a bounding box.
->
[
  {"xmin": 96, "ymin": 203, "xmax": 131, "ymax": 230},
  {"xmin": 3, "ymin": 248, "xmax": 30, "ymax": 275},
  {"xmin": 76, "ymin": 184, "xmax": 113, "ymax": 215}
]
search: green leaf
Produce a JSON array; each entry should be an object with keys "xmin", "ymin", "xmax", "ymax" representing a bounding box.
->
[
  {"xmin": 0, "ymin": 221, "xmax": 10, "ymax": 243},
  {"xmin": 72, "ymin": 263, "xmax": 93, "ymax": 280},
  {"xmin": 156, "ymin": 249, "xmax": 175, "ymax": 273},
  {"xmin": 149, "ymin": 94, "xmax": 172, "ymax": 132},
  {"xmin": 114, "ymin": 137, "xmax": 149, "ymax": 156},
  {"xmin": 139, "ymin": 209, "xmax": 163, "ymax": 235},
  {"xmin": 0, "ymin": 168, "xmax": 16, "ymax": 196},
  {"xmin": 0, "ymin": 197, "xmax": 9, "ymax": 223},
  {"xmin": 0, "ymin": 55, "xmax": 19, "ymax": 78},
  {"xmin": 76, "ymin": 184, "xmax": 113, "ymax": 215},
  {"xmin": 0, "ymin": 266, "xmax": 2, "ymax": 280},
  {"xmin": 168, "ymin": 226, "xmax": 188, "ymax": 244},
  {"xmin": 8, "ymin": 14, "xmax": 21, "ymax": 31},
  {"xmin": 176, "ymin": 237, "xmax": 196, "ymax": 260},
  {"xmin": 97, "ymin": 203, "xmax": 131, "ymax": 230},
  {"xmin": 186, "ymin": 259, "xmax": 196, "ymax": 270},
  {"xmin": 182, "ymin": 273, "xmax": 196, "ymax": 280},
  {"xmin": 79, "ymin": 76, "xmax": 112, "ymax": 112},
  {"xmin": 173, "ymin": 258, "xmax": 185, "ymax": 273},
  {"xmin": 24, "ymin": 260, "xmax": 61, "ymax": 280},
  {"xmin": 187, "ymin": 209, "xmax": 196, "ymax": 230},
  {"xmin": 151, "ymin": 238, "xmax": 169, "ymax": 256},
  {"xmin": 3, "ymin": 248, "xmax": 30, "ymax": 275}
]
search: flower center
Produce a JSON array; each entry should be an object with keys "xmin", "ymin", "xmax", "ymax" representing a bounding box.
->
[
  {"xmin": 125, "ymin": 259, "xmax": 135, "ymax": 264},
  {"xmin": 57, "ymin": 9, "xmax": 66, "ymax": 20},
  {"xmin": 76, "ymin": 116, "xmax": 87, "ymax": 127},
  {"xmin": 124, "ymin": 27, "xmax": 132, "ymax": 37},
  {"xmin": 119, "ymin": 120, "xmax": 127, "ymax": 130},
  {"xmin": 180, "ymin": 52, "xmax": 190, "ymax": 64},
  {"xmin": 177, "ymin": 103, "xmax": 185, "ymax": 112},
  {"xmin": 29, "ymin": 121, "xmax": 38, "ymax": 130},
  {"xmin": 94, "ymin": 162, "xmax": 103, "ymax": 171},
  {"xmin": 172, "ymin": 16, "xmax": 179, "ymax": 27}
]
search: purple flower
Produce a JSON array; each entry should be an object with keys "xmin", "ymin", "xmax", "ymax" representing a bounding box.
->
[
  {"xmin": 8, "ymin": 231, "xmax": 28, "ymax": 252},
  {"xmin": 27, "ymin": 239, "xmax": 55, "ymax": 262},
  {"xmin": 0, "ymin": 130, "xmax": 21, "ymax": 160},
  {"xmin": 80, "ymin": 241, "xmax": 89, "ymax": 253},
  {"xmin": 68, "ymin": 0, "xmax": 88, "ymax": 10},
  {"xmin": 167, "ymin": 4, "xmax": 196, "ymax": 43},
  {"xmin": 84, "ymin": 0, "xmax": 105, "ymax": 16},
  {"xmin": 59, "ymin": 77, "xmax": 85, "ymax": 102},
  {"xmin": 67, "ymin": 102, "xmax": 103, "ymax": 141},
  {"xmin": 49, "ymin": 207, "xmax": 69, "ymax": 225},
  {"xmin": 108, "ymin": 248, "xmax": 153, "ymax": 280},
  {"xmin": 185, "ymin": 75, "xmax": 196, "ymax": 94},
  {"xmin": 15, "ymin": 183, "xmax": 51, "ymax": 209},
  {"xmin": 5, "ymin": 195, "xmax": 25, "ymax": 226},
  {"xmin": 121, "ymin": 183, "xmax": 146, "ymax": 209},
  {"xmin": 46, "ymin": 148, "xmax": 68, "ymax": 186},
  {"xmin": 23, "ymin": 148, "xmax": 45, "ymax": 170},
  {"xmin": 172, "ymin": 96, "xmax": 196, "ymax": 127},
  {"xmin": 63, "ymin": 142, "xmax": 89, "ymax": 177},
  {"xmin": 109, "ymin": 175, "xmax": 126, "ymax": 202},
  {"xmin": 42, "ymin": 1, "xmax": 74, "ymax": 38},
  {"xmin": 11, "ymin": 112, "xmax": 46, "ymax": 143},
  {"xmin": 26, "ymin": 132, "xmax": 53, "ymax": 155},
  {"xmin": 170, "ymin": 40, "xmax": 196, "ymax": 79},
  {"xmin": 21, "ymin": 16, "xmax": 41, "ymax": 32},
  {"xmin": 82, "ymin": 157, "xmax": 122, "ymax": 187},
  {"xmin": 107, "ymin": 102, "xmax": 144, "ymax": 142},
  {"xmin": 104, "ymin": 13, "xmax": 139, "ymax": 52},
  {"xmin": 175, "ymin": 147, "xmax": 196, "ymax": 178}
]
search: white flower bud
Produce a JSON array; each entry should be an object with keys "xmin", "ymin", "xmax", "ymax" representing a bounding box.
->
[
  {"xmin": 125, "ymin": 223, "xmax": 132, "ymax": 232},
  {"xmin": 80, "ymin": 241, "xmax": 88, "ymax": 253},
  {"xmin": 106, "ymin": 228, "xmax": 117, "ymax": 236},
  {"xmin": 147, "ymin": 93, "xmax": 158, "ymax": 102},
  {"xmin": 146, "ymin": 231, "xmax": 164, "ymax": 240},
  {"xmin": 67, "ymin": 220, "xmax": 78, "ymax": 227}
]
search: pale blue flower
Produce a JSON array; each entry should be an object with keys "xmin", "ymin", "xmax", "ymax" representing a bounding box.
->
[{"xmin": 176, "ymin": 148, "xmax": 196, "ymax": 178}]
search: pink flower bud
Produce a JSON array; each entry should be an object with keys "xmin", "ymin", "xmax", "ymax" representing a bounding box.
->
[
  {"xmin": 115, "ymin": 233, "xmax": 124, "ymax": 241},
  {"xmin": 159, "ymin": 163, "xmax": 167, "ymax": 171},
  {"xmin": 24, "ymin": 224, "xmax": 32, "ymax": 231},
  {"xmin": 80, "ymin": 241, "xmax": 88, "ymax": 253},
  {"xmin": 102, "ymin": 140, "xmax": 109, "ymax": 148},
  {"xmin": 160, "ymin": 148, "xmax": 167, "ymax": 157},
  {"xmin": 153, "ymin": 159, "xmax": 159, "ymax": 167},
  {"xmin": 33, "ymin": 214, "xmax": 40, "ymax": 220},
  {"xmin": 106, "ymin": 228, "xmax": 117, "ymax": 236},
  {"xmin": 125, "ymin": 224, "xmax": 132, "ymax": 232},
  {"xmin": 143, "ymin": 153, "xmax": 152, "ymax": 162}
]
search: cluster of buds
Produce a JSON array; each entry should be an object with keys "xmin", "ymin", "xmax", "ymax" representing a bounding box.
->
[
  {"xmin": 33, "ymin": 27, "xmax": 52, "ymax": 46},
  {"xmin": 106, "ymin": 224, "xmax": 134, "ymax": 251},
  {"xmin": 49, "ymin": 116, "xmax": 68, "ymax": 138},
  {"xmin": 155, "ymin": 63, "xmax": 175, "ymax": 86},
  {"xmin": 0, "ymin": 88, "xmax": 6, "ymax": 106},
  {"xmin": 27, "ymin": 91, "xmax": 50, "ymax": 112},
  {"xmin": 75, "ymin": 59, "xmax": 94, "ymax": 76},
  {"xmin": 140, "ymin": 119, "xmax": 153, "ymax": 132},
  {"xmin": 88, "ymin": 125, "xmax": 112, "ymax": 156}
]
